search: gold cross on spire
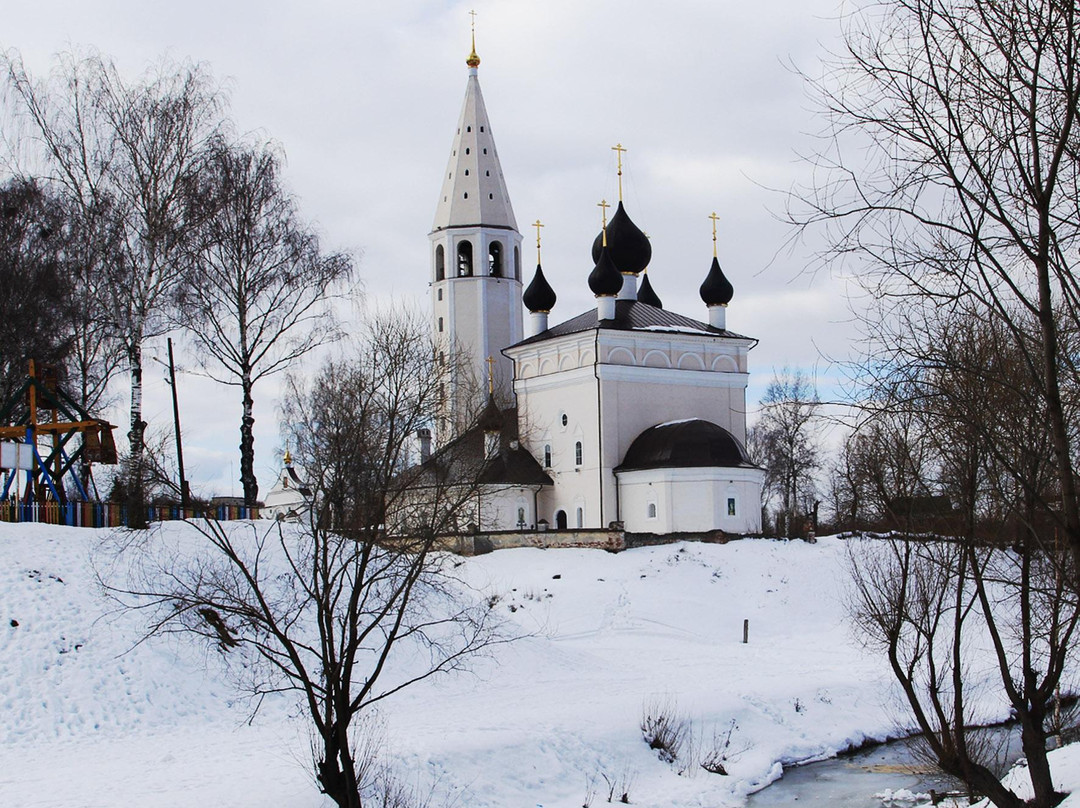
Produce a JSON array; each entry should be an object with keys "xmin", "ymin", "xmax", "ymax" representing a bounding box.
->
[
  {"xmin": 533, "ymin": 219, "xmax": 544, "ymax": 264},
  {"xmin": 612, "ymin": 143, "xmax": 627, "ymax": 201},
  {"xmin": 709, "ymin": 211, "xmax": 720, "ymax": 257},
  {"xmin": 598, "ymin": 199, "xmax": 610, "ymax": 247},
  {"xmin": 486, "ymin": 355, "xmax": 495, "ymax": 395},
  {"xmin": 467, "ymin": 9, "xmax": 480, "ymax": 68}
]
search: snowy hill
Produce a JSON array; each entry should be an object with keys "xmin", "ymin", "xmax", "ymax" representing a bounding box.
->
[{"xmin": 0, "ymin": 522, "xmax": 1011, "ymax": 807}]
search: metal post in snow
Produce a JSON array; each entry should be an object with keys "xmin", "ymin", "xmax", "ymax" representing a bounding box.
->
[{"xmin": 742, "ymin": 619, "xmax": 749, "ymax": 644}]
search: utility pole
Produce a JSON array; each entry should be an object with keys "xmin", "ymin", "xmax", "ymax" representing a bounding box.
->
[{"xmin": 165, "ymin": 338, "xmax": 190, "ymax": 510}]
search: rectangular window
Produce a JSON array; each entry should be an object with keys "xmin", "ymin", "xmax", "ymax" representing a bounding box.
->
[{"xmin": 727, "ymin": 497, "xmax": 736, "ymax": 517}]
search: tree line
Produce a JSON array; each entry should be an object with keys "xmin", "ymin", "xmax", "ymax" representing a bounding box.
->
[
  {"xmin": 0, "ymin": 49, "xmax": 354, "ymax": 517},
  {"xmin": 756, "ymin": 1, "xmax": 1080, "ymax": 806}
]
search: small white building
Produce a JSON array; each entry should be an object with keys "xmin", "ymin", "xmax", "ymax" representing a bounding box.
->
[
  {"xmin": 425, "ymin": 41, "xmax": 764, "ymax": 538},
  {"xmin": 262, "ymin": 451, "xmax": 310, "ymax": 521}
]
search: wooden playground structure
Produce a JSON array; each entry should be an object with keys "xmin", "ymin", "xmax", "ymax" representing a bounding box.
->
[{"xmin": 0, "ymin": 360, "xmax": 117, "ymax": 521}]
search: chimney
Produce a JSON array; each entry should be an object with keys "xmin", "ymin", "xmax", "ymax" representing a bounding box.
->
[{"xmin": 417, "ymin": 428, "xmax": 432, "ymax": 463}]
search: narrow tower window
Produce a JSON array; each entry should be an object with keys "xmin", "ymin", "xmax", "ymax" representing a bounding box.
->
[
  {"xmin": 488, "ymin": 241, "xmax": 503, "ymax": 277},
  {"xmin": 438, "ymin": 317, "xmax": 444, "ymax": 332},
  {"xmin": 457, "ymin": 241, "xmax": 473, "ymax": 276},
  {"xmin": 574, "ymin": 441, "xmax": 583, "ymax": 466},
  {"xmin": 514, "ymin": 246, "xmax": 521, "ymax": 280},
  {"xmin": 435, "ymin": 244, "xmax": 445, "ymax": 281},
  {"xmin": 543, "ymin": 444, "xmax": 551, "ymax": 467}
]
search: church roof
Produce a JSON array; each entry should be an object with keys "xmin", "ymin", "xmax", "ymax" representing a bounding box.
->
[
  {"xmin": 617, "ymin": 419, "xmax": 756, "ymax": 471},
  {"xmin": 431, "ymin": 61, "xmax": 517, "ymax": 233},
  {"xmin": 420, "ymin": 406, "xmax": 553, "ymax": 487},
  {"xmin": 509, "ymin": 300, "xmax": 752, "ymax": 348}
]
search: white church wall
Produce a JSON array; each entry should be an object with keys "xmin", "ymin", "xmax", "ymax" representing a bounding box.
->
[
  {"xmin": 617, "ymin": 467, "xmax": 764, "ymax": 534},
  {"xmin": 478, "ymin": 485, "xmax": 539, "ymax": 532},
  {"xmin": 512, "ymin": 358, "xmax": 603, "ymax": 530}
]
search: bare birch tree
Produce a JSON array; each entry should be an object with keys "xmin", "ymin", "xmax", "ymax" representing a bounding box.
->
[
  {"xmin": 4, "ymin": 49, "xmax": 223, "ymax": 522},
  {"xmin": 180, "ymin": 136, "xmax": 354, "ymax": 506}
]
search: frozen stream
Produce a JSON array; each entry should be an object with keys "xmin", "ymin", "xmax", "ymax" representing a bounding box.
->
[{"xmin": 749, "ymin": 728, "xmax": 1022, "ymax": 807}]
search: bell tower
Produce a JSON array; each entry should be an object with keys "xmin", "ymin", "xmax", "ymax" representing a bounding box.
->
[{"xmin": 430, "ymin": 30, "xmax": 523, "ymax": 436}]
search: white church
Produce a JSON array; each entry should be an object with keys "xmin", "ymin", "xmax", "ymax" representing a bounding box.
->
[{"xmin": 423, "ymin": 40, "xmax": 764, "ymax": 543}]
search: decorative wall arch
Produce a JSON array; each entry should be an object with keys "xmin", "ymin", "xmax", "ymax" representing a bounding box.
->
[
  {"xmin": 642, "ymin": 349, "xmax": 672, "ymax": 368},
  {"xmin": 559, "ymin": 353, "xmax": 577, "ymax": 371},
  {"xmin": 518, "ymin": 361, "xmax": 536, "ymax": 379},
  {"xmin": 677, "ymin": 352, "xmax": 706, "ymax": 370},
  {"xmin": 606, "ymin": 347, "xmax": 635, "ymax": 365},
  {"xmin": 711, "ymin": 354, "xmax": 738, "ymax": 372},
  {"xmin": 539, "ymin": 358, "xmax": 556, "ymax": 376}
]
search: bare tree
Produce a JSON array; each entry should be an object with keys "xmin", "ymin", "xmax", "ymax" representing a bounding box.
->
[
  {"xmin": 4, "ymin": 49, "xmax": 223, "ymax": 522},
  {"xmin": 749, "ymin": 368, "xmax": 821, "ymax": 537},
  {"xmin": 0, "ymin": 177, "xmax": 73, "ymax": 404},
  {"xmin": 106, "ymin": 307, "xmax": 503, "ymax": 808},
  {"xmin": 793, "ymin": 0, "xmax": 1080, "ymax": 573},
  {"xmin": 181, "ymin": 136, "xmax": 354, "ymax": 506}
]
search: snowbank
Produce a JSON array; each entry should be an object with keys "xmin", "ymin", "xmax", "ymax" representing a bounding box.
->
[{"xmin": 0, "ymin": 522, "xmax": 1012, "ymax": 807}]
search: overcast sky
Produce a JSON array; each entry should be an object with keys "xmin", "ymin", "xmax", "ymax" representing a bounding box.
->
[{"xmin": 5, "ymin": 0, "xmax": 856, "ymax": 498}]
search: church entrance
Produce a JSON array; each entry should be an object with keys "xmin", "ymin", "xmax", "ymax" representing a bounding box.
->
[{"xmin": 555, "ymin": 510, "xmax": 567, "ymax": 530}]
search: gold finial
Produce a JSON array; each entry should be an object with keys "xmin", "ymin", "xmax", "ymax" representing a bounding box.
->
[
  {"xmin": 533, "ymin": 219, "xmax": 544, "ymax": 264},
  {"xmin": 598, "ymin": 199, "xmax": 610, "ymax": 247},
  {"xmin": 467, "ymin": 10, "xmax": 481, "ymax": 68},
  {"xmin": 486, "ymin": 355, "xmax": 495, "ymax": 395},
  {"xmin": 709, "ymin": 211, "xmax": 720, "ymax": 257},
  {"xmin": 612, "ymin": 143, "xmax": 627, "ymax": 202},
  {"xmin": 283, "ymin": 447, "xmax": 292, "ymax": 466}
]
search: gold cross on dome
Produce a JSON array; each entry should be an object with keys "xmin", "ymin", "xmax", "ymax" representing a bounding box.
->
[
  {"xmin": 486, "ymin": 355, "xmax": 495, "ymax": 395},
  {"xmin": 612, "ymin": 143, "xmax": 627, "ymax": 201},
  {"xmin": 709, "ymin": 211, "xmax": 720, "ymax": 257},
  {"xmin": 598, "ymin": 199, "xmax": 610, "ymax": 247},
  {"xmin": 469, "ymin": 8, "xmax": 477, "ymax": 31},
  {"xmin": 533, "ymin": 219, "xmax": 544, "ymax": 263}
]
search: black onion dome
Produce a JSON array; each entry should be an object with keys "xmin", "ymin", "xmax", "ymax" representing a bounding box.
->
[
  {"xmin": 478, "ymin": 395, "xmax": 503, "ymax": 432},
  {"xmin": 590, "ymin": 201, "xmax": 652, "ymax": 275},
  {"xmin": 618, "ymin": 419, "xmax": 752, "ymax": 471},
  {"xmin": 522, "ymin": 264, "xmax": 557, "ymax": 312},
  {"xmin": 588, "ymin": 245, "xmax": 623, "ymax": 296},
  {"xmin": 699, "ymin": 256, "xmax": 734, "ymax": 306},
  {"xmin": 637, "ymin": 273, "xmax": 663, "ymax": 308}
]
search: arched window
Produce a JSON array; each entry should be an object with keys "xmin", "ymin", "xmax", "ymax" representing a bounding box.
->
[
  {"xmin": 435, "ymin": 244, "xmax": 445, "ymax": 281},
  {"xmin": 517, "ymin": 506, "xmax": 526, "ymax": 525},
  {"xmin": 727, "ymin": 497, "xmax": 737, "ymax": 517},
  {"xmin": 543, "ymin": 444, "xmax": 551, "ymax": 467},
  {"xmin": 438, "ymin": 317, "xmax": 444, "ymax": 333},
  {"xmin": 514, "ymin": 246, "xmax": 521, "ymax": 280},
  {"xmin": 488, "ymin": 241, "xmax": 503, "ymax": 277},
  {"xmin": 647, "ymin": 502, "xmax": 657, "ymax": 519},
  {"xmin": 576, "ymin": 507, "xmax": 583, "ymax": 528},
  {"xmin": 574, "ymin": 441, "xmax": 583, "ymax": 466},
  {"xmin": 457, "ymin": 241, "xmax": 473, "ymax": 276},
  {"xmin": 555, "ymin": 510, "xmax": 567, "ymax": 530}
]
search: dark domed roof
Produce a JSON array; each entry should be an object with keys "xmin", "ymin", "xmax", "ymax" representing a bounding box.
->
[
  {"xmin": 588, "ymin": 244, "xmax": 623, "ymax": 297},
  {"xmin": 637, "ymin": 273, "xmax": 662, "ymax": 308},
  {"xmin": 523, "ymin": 263, "xmax": 557, "ymax": 312},
  {"xmin": 617, "ymin": 419, "xmax": 752, "ymax": 471},
  {"xmin": 478, "ymin": 395, "xmax": 503, "ymax": 432},
  {"xmin": 591, "ymin": 201, "xmax": 652, "ymax": 275},
  {"xmin": 700, "ymin": 256, "xmax": 734, "ymax": 306}
]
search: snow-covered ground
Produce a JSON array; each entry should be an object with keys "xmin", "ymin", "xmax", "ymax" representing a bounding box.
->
[{"xmin": 0, "ymin": 521, "xmax": 1068, "ymax": 807}]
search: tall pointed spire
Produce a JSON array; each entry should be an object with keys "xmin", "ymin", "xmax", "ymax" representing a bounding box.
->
[{"xmin": 432, "ymin": 16, "xmax": 517, "ymax": 233}]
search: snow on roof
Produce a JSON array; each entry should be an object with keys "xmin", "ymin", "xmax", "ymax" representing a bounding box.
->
[{"xmin": 633, "ymin": 324, "xmax": 713, "ymax": 335}]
